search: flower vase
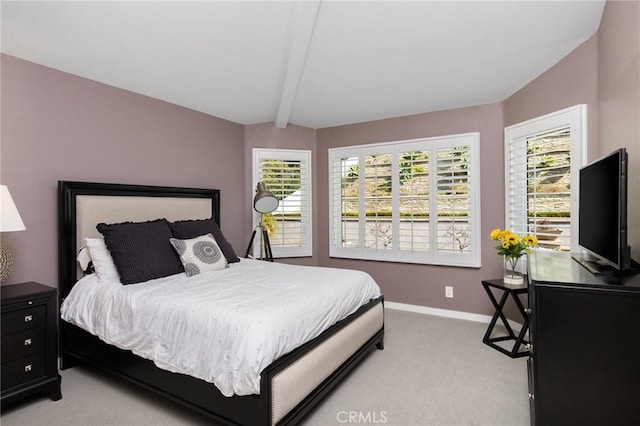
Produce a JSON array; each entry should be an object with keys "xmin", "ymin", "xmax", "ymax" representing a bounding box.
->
[{"xmin": 504, "ymin": 255, "xmax": 524, "ymax": 286}]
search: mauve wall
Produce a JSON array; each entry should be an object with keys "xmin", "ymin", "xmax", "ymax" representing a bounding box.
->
[
  {"xmin": 0, "ymin": 54, "xmax": 246, "ymax": 287},
  {"xmin": 316, "ymin": 103, "xmax": 506, "ymax": 315},
  {"xmin": 504, "ymin": 34, "xmax": 599, "ymax": 157},
  {"xmin": 598, "ymin": 0, "xmax": 640, "ymax": 261},
  {"xmin": 243, "ymin": 122, "xmax": 318, "ymax": 267}
]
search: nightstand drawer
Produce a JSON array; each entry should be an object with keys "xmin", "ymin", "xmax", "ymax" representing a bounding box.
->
[
  {"xmin": 1, "ymin": 327, "xmax": 45, "ymax": 363},
  {"xmin": 1, "ymin": 355, "xmax": 46, "ymax": 390},
  {"xmin": 1, "ymin": 306, "xmax": 45, "ymax": 336}
]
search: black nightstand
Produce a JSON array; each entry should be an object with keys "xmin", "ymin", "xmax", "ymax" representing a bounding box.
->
[
  {"xmin": 481, "ymin": 279, "xmax": 529, "ymax": 358},
  {"xmin": 1, "ymin": 282, "xmax": 62, "ymax": 406}
]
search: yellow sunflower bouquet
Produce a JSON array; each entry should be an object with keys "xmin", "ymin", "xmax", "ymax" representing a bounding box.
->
[
  {"xmin": 490, "ymin": 229, "xmax": 538, "ymax": 257},
  {"xmin": 490, "ymin": 229, "xmax": 538, "ymax": 282}
]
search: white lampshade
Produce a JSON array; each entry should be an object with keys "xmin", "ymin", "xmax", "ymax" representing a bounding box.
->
[{"xmin": 0, "ymin": 185, "xmax": 26, "ymax": 232}]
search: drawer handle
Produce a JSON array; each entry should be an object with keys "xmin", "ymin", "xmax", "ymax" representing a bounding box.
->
[
  {"xmin": 24, "ymin": 338, "xmax": 32, "ymax": 346},
  {"xmin": 24, "ymin": 364, "xmax": 32, "ymax": 372},
  {"xmin": 24, "ymin": 315, "xmax": 33, "ymax": 322}
]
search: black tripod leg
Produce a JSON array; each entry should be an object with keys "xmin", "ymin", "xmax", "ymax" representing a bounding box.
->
[
  {"xmin": 262, "ymin": 229, "xmax": 274, "ymax": 262},
  {"xmin": 244, "ymin": 229, "xmax": 258, "ymax": 258}
]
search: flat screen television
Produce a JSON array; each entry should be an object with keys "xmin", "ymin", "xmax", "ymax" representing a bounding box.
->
[{"xmin": 574, "ymin": 148, "xmax": 631, "ymax": 273}]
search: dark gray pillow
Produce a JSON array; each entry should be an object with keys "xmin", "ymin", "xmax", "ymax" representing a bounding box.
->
[
  {"xmin": 169, "ymin": 218, "xmax": 240, "ymax": 263},
  {"xmin": 96, "ymin": 218, "xmax": 183, "ymax": 285}
]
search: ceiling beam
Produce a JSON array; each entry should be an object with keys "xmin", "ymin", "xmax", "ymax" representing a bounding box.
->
[{"xmin": 275, "ymin": 1, "xmax": 321, "ymax": 128}]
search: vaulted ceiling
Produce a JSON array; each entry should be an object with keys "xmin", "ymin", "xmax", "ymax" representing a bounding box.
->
[{"xmin": 1, "ymin": 1, "xmax": 605, "ymax": 129}]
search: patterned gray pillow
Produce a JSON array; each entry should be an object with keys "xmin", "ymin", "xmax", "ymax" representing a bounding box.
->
[{"xmin": 169, "ymin": 233, "xmax": 228, "ymax": 277}]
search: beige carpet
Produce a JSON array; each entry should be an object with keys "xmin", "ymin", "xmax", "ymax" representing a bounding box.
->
[{"xmin": 0, "ymin": 308, "xmax": 529, "ymax": 426}]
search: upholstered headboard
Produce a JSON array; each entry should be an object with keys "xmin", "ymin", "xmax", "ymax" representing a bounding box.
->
[{"xmin": 58, "ymin": 181, "xmax": 221, "ymax": 301}]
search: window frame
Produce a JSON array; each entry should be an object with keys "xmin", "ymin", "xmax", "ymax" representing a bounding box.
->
[
  {"xmin": 504, "ymin": 104, "xmax": 587, "ymax": 253},
  {"xmin": 328, "ymin": 132, "xmax": 481, "ymax": 267},
  {"xmin": 252, "ymin": 148, "xmax": 312, "ymax": 258}
]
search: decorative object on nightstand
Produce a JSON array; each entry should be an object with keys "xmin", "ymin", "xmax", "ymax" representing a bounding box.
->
[
  {"xmin": 490, "ymin": 228, "xmax": 537, "ymax": 286},
  {"xmin": 0, "ymin": 185, "xmax": 26, "ymax": 283},
  {"xmin": 1, "ymin": 282, "xmax": 62, "ymax": 407},
  {"xmin": 244, "ymin": 181, "xmax": 279, "ymax": 262}
]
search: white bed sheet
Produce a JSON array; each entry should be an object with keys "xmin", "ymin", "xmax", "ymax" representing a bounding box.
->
[{"xmin": 60, "ymin": 258, "xmax": 381, "ymax": 396}]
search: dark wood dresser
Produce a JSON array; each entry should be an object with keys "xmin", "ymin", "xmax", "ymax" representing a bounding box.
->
[
  {"xmin": 1, "ymin": 282, "xmax": 62, "ymax": 406},
  {"xmin": 527, "ymin": 251, "xmax": 640, "ymax": 425}
]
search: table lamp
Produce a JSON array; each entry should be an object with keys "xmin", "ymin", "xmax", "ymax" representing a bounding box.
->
[{"xmin": 0, "ymin": 185, "xmax": 26, "ymax": 283}]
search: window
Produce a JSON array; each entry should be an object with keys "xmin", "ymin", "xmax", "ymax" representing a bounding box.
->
[
  {"xmin": 504, "ymin": 105, "xmax": 586, "ymax": 252},
  {"xmin": 252, "ymin": 149, "xmax": 312, "ymax": 258},
  {"xmin": 329, "ymin": 133, "xmax": 480, "ymax": 266}
]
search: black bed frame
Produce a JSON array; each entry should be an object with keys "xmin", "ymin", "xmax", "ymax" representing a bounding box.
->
[{"xmin": 58, "ymin": 181, "xmax": 384, "ymax": 425}]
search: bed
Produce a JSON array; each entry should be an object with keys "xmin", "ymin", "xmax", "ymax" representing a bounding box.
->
[{"xmin": 57, "ymin": 181, "xmax": 384, "ymax": 425}]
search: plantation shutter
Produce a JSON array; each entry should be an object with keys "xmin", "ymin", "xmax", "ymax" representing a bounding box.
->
[
  {"xmin": 331, "ymin": 155, "xmax": 359, "ymax": 249},
  {"xmin": 397, "ymin": 150, "xmax": 430, "ymax": 252},
  {"xmin": 434, "ymin": 144, "xmax": 473, "ymax": 257},
  {"xmin": 329, "ymin": 133, "xmax": 480, "ymax": 267},
  {"xmin": 253, "ymin": 149, "xmax": 312, "ymax": 258},
  {"xmin": 429, "ymin": 139, "xmax": 480, "ymax": 267},
  {"xmin": 507, "ymin": 126, "xmax": 572, "ymax": 251},
  {"xmin": 363, "ymin": 153, "xmax": 393, "ymax": 250}
]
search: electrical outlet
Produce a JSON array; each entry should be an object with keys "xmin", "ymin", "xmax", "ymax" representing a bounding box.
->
[{"xmin": 445, "ymin": 286, "xmax": 453, "ymax": 298}]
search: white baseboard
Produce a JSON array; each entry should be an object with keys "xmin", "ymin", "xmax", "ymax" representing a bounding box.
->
[{"xmin": 384, "ymin": 301, "xmax": 523, "ymax": 331}]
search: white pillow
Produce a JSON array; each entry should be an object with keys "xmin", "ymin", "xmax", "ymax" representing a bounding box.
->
[
  {"xmin": 76, "ymin": 247, "xmax": 92, "ymax": 272},
  {"xmin": 169, "ymin": 233, "xmax": 228, "ymax": 277},
  {"xmin": 85, "ymin": 237, "xmax": 121, "ymax": 283}
]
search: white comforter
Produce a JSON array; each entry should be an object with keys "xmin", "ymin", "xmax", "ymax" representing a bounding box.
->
[{"xmin": 60, "ymin": 258, "xmax": 381, "ymax": 396}]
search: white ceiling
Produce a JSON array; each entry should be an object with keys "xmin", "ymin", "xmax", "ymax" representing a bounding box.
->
[{"xmin": 1, "ymin": 1, "xmax": 605, "ymax": 129}]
